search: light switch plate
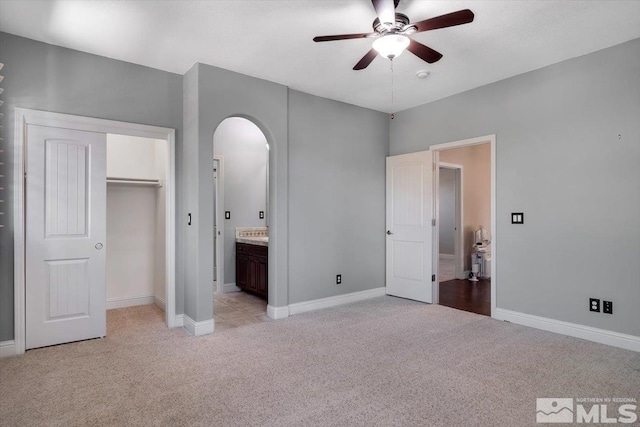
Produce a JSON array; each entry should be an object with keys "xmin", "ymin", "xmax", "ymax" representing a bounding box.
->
[
  {"xmin": 225, "ymin": 211, "xmax": 231, "ymax": 220},
  {"xmin": 511, "ymin": 212, "xmax": 524, "ymax": 224}
]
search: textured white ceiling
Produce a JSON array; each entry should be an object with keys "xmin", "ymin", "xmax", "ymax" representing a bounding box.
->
[{"xmin": 1, "ymin": 0, "xmax": 639, "ymax": 112}]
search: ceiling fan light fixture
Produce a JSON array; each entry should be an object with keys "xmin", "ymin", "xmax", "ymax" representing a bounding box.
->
[{"xmin": 372, "ymin": 33, "xmax": 410, "ymax": 59}]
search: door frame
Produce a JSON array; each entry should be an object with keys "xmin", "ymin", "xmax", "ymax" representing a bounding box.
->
[
  {"xmin": 212, "ymin": 155, "xmax": 226, "ymax": 293},
  {"xmin": 14, "ymin": 108, "xmax": 177, "ymax": 355},
  {"xmin": 437, "ymin": 162, "xmax": 464, "ymax": 280},
  {"xmin": 430, "ymin": 134, "xmax": 497, "ymax": 317}
]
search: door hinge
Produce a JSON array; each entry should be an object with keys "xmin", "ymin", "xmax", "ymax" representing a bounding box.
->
[
  {"xmin": 432, "ymin": 219, "xmax": 436, "ymax": 226},
  {"xmin": 432, "ymin": 274, "xmax": 436, "ymax": 282}
]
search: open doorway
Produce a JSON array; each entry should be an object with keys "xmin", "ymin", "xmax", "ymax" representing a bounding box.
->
[
  {"xmin": 433, "ymin": 136, "xmax": 495, "ymax": 317},
  {"xmin": 212, "ymin": 117, "xmax": 270, "ymax": 330},
  {"xmin": 105, "ymin": 134, "xmax": 169, "ymax": 327}
]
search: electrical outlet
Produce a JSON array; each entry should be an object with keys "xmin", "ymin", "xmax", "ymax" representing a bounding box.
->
[
  {"xmin": 589, "ymin": 298, "xmax": 600, "ymax": 312},
  {"xmin": 603, "ymin": 300, "xmax": 613, "ymax": 314},
  {"xmin": 225, "ymin": 211, "xmax": 231, "ymax": 220},
  {"xmin": 336, "ymin": 274, "xmax": 342, "ymax": 285},
  {"xmin": 259, "ymin": 211, "xmax": 264, "ymax": 219}
]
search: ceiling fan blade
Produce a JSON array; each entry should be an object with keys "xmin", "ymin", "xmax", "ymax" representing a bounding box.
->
[
  {"xmin": 412, "ymin": 9, "xmax": 474, "ymax": 33},
  {"xmin": 407, "ymin": 39, "xmax": 443, "ymax": 64},
  {"xmin": 313, "ymin": 33, "xmax": 374, "ymax": 42},
  {"xmin": 353, "ymin": 49, "xmax": 378, "ymax": 70},
  {"xmin": 372, "ymin": 0, "xmax": 396, "ymax": 25}
]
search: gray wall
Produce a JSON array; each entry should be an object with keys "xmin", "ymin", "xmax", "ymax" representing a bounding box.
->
[
  {"xmin": 391, "ymin": 38, "xmax": 640, "ymax": 336},
  {"xmin": 288, "ymin": 90, "xmax": 389, "ymax": 304},
  {"xmin": 213, "ymin": 117, "xmax": 268, "ymax": 284},
  {"xmin": 439, "ymin": 168, "xmax": 455, "ymax": 255},
  {"xmin": 183, "ymin": 63, "xmax": 289, "ymax": 322},
  {"xmin": 182, "ymin": 65, "xmax": 200, "ymax": 322},
  {"xmin": 0, "ymin": 32, "xmax": 183, "ymax": 341}
]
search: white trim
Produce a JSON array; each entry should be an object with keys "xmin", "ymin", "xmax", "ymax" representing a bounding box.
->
[
  {"xmin": 430, "ymin": 134, "xmax": 497, "ymax": 318},
  {"xmin": 14, "ymin": 108, "xmax": 178, "ymax": 355},
  {"xmin": 154, "ymin": 296, "xmax": 166, "ymax": 311},
  {"xmin": 438, "ymin": 162, "xmax": 461, "ymax": 168},
  {"xmin": 165, "ymin": 126, "xmax": 177, "ymax": 329},
  {"xmin": 106, "ymin": 295, "xmax": 155, "ymax": 310},
  {"xmin": 289, "ymin": 287, "xmax": 386, "ymax": 316},
  {"xmin": 174, "ymin": 314, "xmax": 184, "ymax": 327},
  {"xmin": 213, "ymin": 156, "xmax": 225, "ymax": 294},
  {"xmin": 490, "ymin": 136, "xmax": 496, "ymax": 318},
  {"xmin": 267, "ymin": 305, "xmax": 290, "ymax": 320},
  {"xmin": 495, "ymin": 308, "xmax": 640, "ymax": 353},
  {"xmin": 429, "ymin": 134, "xmax": 495, "ymax": 152},
  {"xmin": 222, "ymin": 283, "xmax": 241, "ymax": 293},
  {"xmin": 182, "ymin": 314, "xmax": 215, "ymax": 336},
  {"xmin": 13, "ymin": 110, "xmax": 26, "ymax": 357},
  {"xmin": 0, "ymin": 340, "xmax": 16, "ymax": 358}
]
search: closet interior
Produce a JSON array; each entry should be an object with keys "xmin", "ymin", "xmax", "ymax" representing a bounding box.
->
[{"xmin": 106, "ymin": 134, "xmax": 167, "ymax": 313}]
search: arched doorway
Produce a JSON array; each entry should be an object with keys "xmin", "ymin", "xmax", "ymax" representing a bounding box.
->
[{"xmin": 212, "ymin": 117, "xmax": 271, "ymax": 327}]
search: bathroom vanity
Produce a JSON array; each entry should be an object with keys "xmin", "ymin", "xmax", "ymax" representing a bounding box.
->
[{"xmin": 235, "ymin": 228, "xmax": 268, "ymax": 299}]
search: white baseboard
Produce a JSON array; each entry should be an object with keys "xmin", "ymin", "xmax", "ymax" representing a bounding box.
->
[
  {"xmin": 174, "ymin": 314, "xmax": 184, "ymax": 327},
  {"xmin": 439, "ymin": 253, "xmax": 455, "ymax": 259},
  {"xmin": 267, "ymin": 305, "xmax": 290, "ymax": 320},
  {"xmin": 106, "ymin": 295, "xmax": 155, "ymax": 310},
  {"xmin": 222, "ymin": 283, "xmax": 241, "ymax": 293},
  {"xmin": 0, "ymin": 340, "xmax": 16, "ymax": 358},
  {"xmin": 154, "ymin": 296, "xmax": 166, "ymax": 311},
  {"xmin": 183, "ymin": 314, "xmax": 214, "ymax": 336},
  {"xmin": 289, "ymin": 287, "xmax": 386, "ymax": 316},
  {"xmin": 494, "ymin": 308, "xmax": 640, "ymax": 353}
]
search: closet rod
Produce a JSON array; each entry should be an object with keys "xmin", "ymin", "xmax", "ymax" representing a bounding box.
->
[{"xmin": 106, "ymin": 177, "xmax": 162, "ymax": 187}]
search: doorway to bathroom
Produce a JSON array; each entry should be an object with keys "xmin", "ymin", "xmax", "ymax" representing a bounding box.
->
[
  {"xmin": 212, "ymin": 117, "xmax": 270, "ymax": 330},
  {"xmin": 432, "ymin": 135, "xmax": 495, "ymax": 317}
]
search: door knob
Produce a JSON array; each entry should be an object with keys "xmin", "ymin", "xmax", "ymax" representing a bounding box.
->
[
  {"xmin": 95, "ymin": 243, "xmax": 103, "ymax": 250},
  {"xmin": 386, "ymin": 230, "xmax": 393, "ymax": 235}
]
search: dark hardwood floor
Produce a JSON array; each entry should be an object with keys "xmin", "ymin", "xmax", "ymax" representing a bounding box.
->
[{"xmin": 439, "ymin": 278, "xmax": 491, "ymax": 316}]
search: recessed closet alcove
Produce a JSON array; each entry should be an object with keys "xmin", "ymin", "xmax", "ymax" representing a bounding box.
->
[{"xmin": 106, "ymin": 134, "xmax": 168, "ymax": 311}]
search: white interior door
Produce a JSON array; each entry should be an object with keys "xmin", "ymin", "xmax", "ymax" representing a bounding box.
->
[
  {"xmin": 386, "ymin": 150, "xmax": 434, "ymax": 303},
  {"xmin": 26, "ymin": 124, "xmax": 107, "ymax": 349}
]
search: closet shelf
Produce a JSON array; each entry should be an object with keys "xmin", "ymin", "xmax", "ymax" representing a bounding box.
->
[{"xmin": 106, "ymin": 177, "xmax": 163, "ymax": 187}]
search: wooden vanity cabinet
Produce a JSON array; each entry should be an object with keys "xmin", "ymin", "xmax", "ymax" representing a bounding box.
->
[{"xmin": 236, "ymin": 242, "xmax": 268, "ymax": 299}]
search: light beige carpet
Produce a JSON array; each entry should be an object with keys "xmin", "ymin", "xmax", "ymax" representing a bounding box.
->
[{"xmin": 1, "ymin": 298, "xmax": 638, "ymax": 426}]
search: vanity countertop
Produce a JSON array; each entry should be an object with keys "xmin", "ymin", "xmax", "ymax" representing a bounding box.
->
[
  {"xmin": 236, "ymin": 236, "xmax": 268, "ymax": 247},
  {"xmin": 236, "ymin": 226, "xmax": 268, "ymax": 247}
]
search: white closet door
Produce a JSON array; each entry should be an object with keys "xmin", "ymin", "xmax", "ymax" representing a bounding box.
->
[{"xmin": 26, "ymin": 124, "xmax": 107, "ymax": 349}]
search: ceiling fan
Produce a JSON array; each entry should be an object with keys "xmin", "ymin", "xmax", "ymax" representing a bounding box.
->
[{"xmin": 313, "ymin": 0, "xmax": 474, "ymax": 70}]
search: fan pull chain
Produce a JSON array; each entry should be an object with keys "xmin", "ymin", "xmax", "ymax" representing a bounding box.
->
[{"xmin": 390, "ymin": 59, "xmax": 395, "ymax": 120}]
